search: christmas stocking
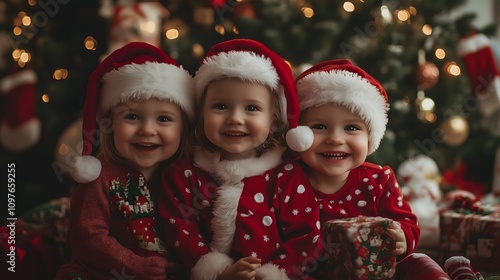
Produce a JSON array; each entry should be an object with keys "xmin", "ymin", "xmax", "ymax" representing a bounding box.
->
[
  {"xmin": 457, "ymin": 33, "xmax": 500, "ymax": 117},
  {"xmin": 0, "ymin": 69, "xmax": 41, "ymax": 152}
]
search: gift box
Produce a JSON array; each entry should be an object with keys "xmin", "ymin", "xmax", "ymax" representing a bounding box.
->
[
  {"xmin": 321, "ymin": 216, "xmax": 396, "ymax": 280},
  {"xmin": 439, "ymin": 204, "xmax": 500, "ymax": 271}
]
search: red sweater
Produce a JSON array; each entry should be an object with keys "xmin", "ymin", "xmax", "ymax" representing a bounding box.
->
[
  {"xmin": 311, "ymin": 162, "xmax": 420, "ymax": 257},
  {"xmin": 56, "ymin": 161, "xmax": 169, "ymax": 280}
]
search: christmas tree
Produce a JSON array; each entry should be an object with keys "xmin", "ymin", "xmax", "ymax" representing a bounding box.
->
[{"xmin": 1, "ymin": 0, "xmax": 499, "ymax": 216}]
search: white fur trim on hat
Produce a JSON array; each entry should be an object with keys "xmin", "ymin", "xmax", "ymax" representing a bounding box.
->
[
  {"xmin": 100, "ymin": 61, "xmax": 194, "ymax": 119},
  {"xmin": 297, "ymin": 70, "xmax": 388, "ymax": 154},
  {"xmin": 194, "ymin": 51, "xmax": 292, "ymax": 131},
  {"xmin": 69, "ymin": 155, "xmax": 102, "ymax": 183},
  {"xmin": 191, "ymin": 251, "xmax": 233, "ymax": 280},
  {"xmin": 194, "ymin": 51, "xmax": 279, "ymax": 96}
]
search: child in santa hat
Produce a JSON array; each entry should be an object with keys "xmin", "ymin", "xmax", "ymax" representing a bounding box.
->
[
  {"xmin": 295, "ymin": 59, "xmax": 450, "ymax": 279},
  {"xmin": 157, "ymin": 38, "xmax": 321, "ymax": 280},
  {"xmin": 54, "ymin": 42, "xmax": 194, "ymax": 280}
]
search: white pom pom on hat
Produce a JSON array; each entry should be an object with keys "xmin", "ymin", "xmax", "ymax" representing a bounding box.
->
[
  {"xmin": 70, "ymin": 42, "xmax": 194, "ymax": 183},
  {"xmin": 194, "ymin": 39, "xmax": 313, "ymax": 152}
]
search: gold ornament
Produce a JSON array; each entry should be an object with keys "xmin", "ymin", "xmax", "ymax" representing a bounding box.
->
[{"xmin": 440, "ymin": 115, "xmax": 469, "ymax": 146}]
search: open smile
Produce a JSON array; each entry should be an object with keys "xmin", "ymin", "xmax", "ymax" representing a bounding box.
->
[
  {"xmin": 321, "ymin": 152, "xmax": 349, "ymax": 160},
  {"xmin": 223, "ymin": 131, "xmax": 248, "ymax": 137},
  {"xmin": 133, "ymin": 143, "xmax": 160, "ymax": 151}
]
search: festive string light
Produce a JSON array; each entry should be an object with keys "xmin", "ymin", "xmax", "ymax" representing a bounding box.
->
[
  {"xmin": 301, "ymin": 7, "xmax": 314, "ymax": 18},
  {"xmin": 380, "ymin": 5, "xmax": 393, "ymax": 23},
  {"xmin": 408, "ymin": 6, "xmax": 417, "ymax": 15},
  {"xmin": 22, "ymin": 15, "xmax": 31, "ymax": 26},
  {"xmin": 12, "ymin": 49, "xmax": 22, "ymax": 60},
  {"xmin": 435, "ymin": 48, "xmax": 445, "ymax": 59},
  {"xmin": 28, "ymin": 0, "xmax": 36, "ymax": 6},
  {"xmin": 232, "ymin": 25, "xmax": 239, "ymax": 34},
  {"xmin": 422, "ymin": 24, "xmax": 432, "ymax": 35},
  {"xmin": 165, "ymin": 28, "xmax": 179, "ymax": 39},
  {"xmin": 343, "ymin": 2, "xmax": 355, "ymax": 12},
  {"xmin": 446, "ymin": 62, "xmax": 461, "ymax": 76},
  {"xmin": 19, "ymin": 51, "xmax": 30, "ymax": 63},
  {"xmin": 215, "ymin": 24, "xmax": 225, "ymax": 35},
  {"xmin": 192, "ymin": 43, "xmax": 204, "ymax": 59},
  {"xmin": 425, "ymin": 112, "xmax": 437, "ymax": 123},
  {"xmin": 84, "ymin": 36, "xmax": 97, "ymax": 51},
  {"xmin": 397, "ymin": 9, "xmax": 410, "ymax": 22},
  {"xmin": 53, "ymin": 69, "xmax": 68, "ymax": 80},
  {"xmin": 42, "ymin": 94, "xmax": 50, "ymax": 103},
  {"xmin": 420, "ymin": 97, "xmax": 435, "ymax": 111},
  {"xmin": 13, "ymin": 26, "xmax": 22, "ymax": 36}
]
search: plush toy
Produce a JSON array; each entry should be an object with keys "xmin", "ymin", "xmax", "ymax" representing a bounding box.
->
[{"xmin": 397, "ymin": 155, "xmax": 442, "ymax": 248}]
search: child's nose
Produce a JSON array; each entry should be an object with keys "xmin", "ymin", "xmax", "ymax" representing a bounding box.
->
[
  {"xmin": 227, "ymin": 109, "xmax": 244, "ymax": 125},
  {"xmin": 139, "ymin": 121, "xmax": 157, "ymax": 136},
  {"xmin": 325, "ymin": 130, "xmax": 345, "ymax": 145}
]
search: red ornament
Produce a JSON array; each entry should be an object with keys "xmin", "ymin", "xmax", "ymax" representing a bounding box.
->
[
  {"xmin": 233, "ymin": 2, "xmax": 256, "ymax": 20},
  {"xmin": 414, "ymin": 61, "xmax": 439, "ymax": 90}
]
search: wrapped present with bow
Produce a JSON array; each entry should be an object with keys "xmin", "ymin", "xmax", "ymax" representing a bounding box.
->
[{"xmin": 439, "ymin": 193, "xmax": 500, "ymax": 271}]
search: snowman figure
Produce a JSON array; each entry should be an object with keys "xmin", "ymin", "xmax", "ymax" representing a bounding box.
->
[{"xmin": 397, "ymin": 154, "xmax": 442, "ymax": 248}]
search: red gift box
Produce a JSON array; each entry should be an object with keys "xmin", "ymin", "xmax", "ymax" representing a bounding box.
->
[
  {"xmin": 321, "ymin": 216, "xmax": 397, "ymax": 279},
  {"xmin": 439, "ymin": 205, "xmax": 500, "ymax": 271}
]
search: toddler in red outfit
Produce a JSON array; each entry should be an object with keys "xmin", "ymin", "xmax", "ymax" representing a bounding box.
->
[
  {"xmin": 54, "ymin": 42, "xmax": 194, "ymax": 280},
  {"xmin": 295, "ymin": 59, "xmax": 449, "ymax": 279},
  {"xmin": 157, "ymin": 39, "xmax": 321, "ymax": 280}
]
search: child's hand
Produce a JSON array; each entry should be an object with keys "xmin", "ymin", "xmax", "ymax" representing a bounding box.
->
[
  {"xmin": 217, "ymin": 256, "xmax": 262, "ymax": 280},
  {"xmin": 137, "ymin": 256, "xmax": 170, "ymax": 280},
  {"xmin": 386, "ymin": 221, "xmax": 407, "ymax": 256}
]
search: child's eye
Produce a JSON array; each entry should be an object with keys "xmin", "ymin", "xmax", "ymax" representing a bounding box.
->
[
  {"xmin": 157, "ymin": 116, "xmax": 171, "ymax": 122},
  {"xmin": 310, "ymin": 124, "xmax": 326, "ymax": 130},
  {"xmin": 124, "ymin": 113, "xmax": 139, "ymax": 120},
  {"xmin": 345, "ymin": 125, "xmax": 360, "ymax": 131},
  {"xmin": 246, "ymin": 105, "xmax": 259, "ymax": 111},
  {"xmin": 213, "ymin": 103, "xmax": 227, "ymax": 110}
]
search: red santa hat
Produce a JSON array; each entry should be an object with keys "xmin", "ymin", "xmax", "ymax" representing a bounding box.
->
[
  {"xmin": 296, "ymin": 59, "xmax": 389, "ymax": 155},
  {"xmin": 194, "ymin": 38, "xmax": 313, "ymax": 152},
  {"xmin": 71, "ymin": 41, "xmax": 194, "ymax": 183}
]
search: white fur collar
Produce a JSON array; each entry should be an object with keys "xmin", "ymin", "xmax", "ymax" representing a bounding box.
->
[
  {"xmin": 194, "ymin": 147, "xmax": 284, "ymax": 184},
  {"xmin": 194, "ymin": 147, "xmax": 284, "ymax": 254}
]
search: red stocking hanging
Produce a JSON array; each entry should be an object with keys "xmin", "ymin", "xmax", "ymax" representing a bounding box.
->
[
  {"xmin": 0, "ymin": 69, "xmax": 41, "ymax": 152},
  {"xmin": 457, "ymin": 33, "xmax": 500, "ymax": 117}
]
